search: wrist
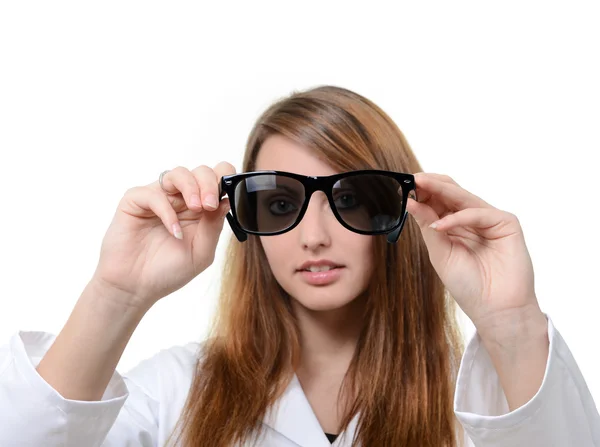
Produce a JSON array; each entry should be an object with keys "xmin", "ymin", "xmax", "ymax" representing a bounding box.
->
[
  {"xmin": 35, "ymin": 278, "xmax": 149, "ymax": 401},
  {"xmin": 475, "ymin": 306, "xmax": 550, "ymax": 412},
  {"xmin": 475, "ymin": 305, "xmax": 548, "ymax": 350},
  {"xmin": 84, "ymin": 277, "xmax": 153, "ymax": 319}
]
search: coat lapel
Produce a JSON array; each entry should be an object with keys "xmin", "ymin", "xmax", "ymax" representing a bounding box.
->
[{"xmin": 262, "ymin": 373, "xmax": 360, "ymax": 447}]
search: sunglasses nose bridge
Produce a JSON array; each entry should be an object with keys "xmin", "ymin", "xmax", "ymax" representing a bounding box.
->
[
  {"xmin": 302, "ymin": 177, "xmax": 335, "ymax": 211},
  {"xmin": 303, "ymin": 175, "xmax": 334, "ymax": 196},
  {"xmin": 303, "ymin": 190, "xmax": 330, "ymax": 215}
]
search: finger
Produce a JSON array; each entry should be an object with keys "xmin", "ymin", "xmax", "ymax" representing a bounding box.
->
[
  {"xmin": 212, "ymin": 161, "xmax": 237, "ymax": 198},
  {"xmin": 411, "ymin": 173, "xmax": 460, "ymax": 218},
  {"xmin": 407, "ymin": 195, "xmax": 478, "ymax": 239},
  {"xmin": 413, "ymin": 173, "xmax": 460, "ymax": 206},
  {"xmin": 430, "ymin": 207, "xmax": 515, "ymax": 235},
  {"xmin": 414, "ymin": 172, "xmax": 461, "ymax": 187},
  {"xmin": 154, "ymin": 166, "xmax": 204, "ymax": 212},
  {"xmin": 413, "ymin": 174, "xmax": 491, "ymax": 212},
  {"xmin": 190, "ymin": 165, "xmax": 221, "ymax": 211},
  {"xmin": 406, "ymin": 196, "xmax": 441, "ymax": 229},
  {"xmin": 123, "ymin": 187, "xmax": 185, "ymax": 239},
  {"xmin": 406, "ymin": 195, "xmax": 452, "ymax": 260}
]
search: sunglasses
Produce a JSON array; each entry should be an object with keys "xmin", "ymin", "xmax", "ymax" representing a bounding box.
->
[{"xmin": 219, "ymin": 170, "xmax": 418, "ymax": 244}]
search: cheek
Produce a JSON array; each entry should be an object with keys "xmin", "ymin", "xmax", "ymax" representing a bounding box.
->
[
  {"xmin": 260, "ymin": 236, "xmax": 291, "ymax": 270},
  {"xmin": 347, "ymin": 236, "xmax": 375, "ymax": 271}
]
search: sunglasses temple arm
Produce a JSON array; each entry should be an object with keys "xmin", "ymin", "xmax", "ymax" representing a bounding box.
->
[
  {"xmin": 225, "ymin": 213, "xmax": 248, "ymax": 242},
  {"xmin": 387, "ymin": 211, "xmax": 408, "ymax": 244},
  {"xmin": 387, "ymin": 187, "xmax": 415, "ymax": 244},
  {"xmin": 218, "ymin": 179, "xmax": 247, "ymax": 242}
]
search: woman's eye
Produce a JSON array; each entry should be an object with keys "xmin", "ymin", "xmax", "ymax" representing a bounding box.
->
[
  {"xmin": 334, "ymin": 193, "xmax": 359, "ymax": 209},
  {"xmin": 269, "ymin": 199, "xmax": 298, "ymax": 215}
]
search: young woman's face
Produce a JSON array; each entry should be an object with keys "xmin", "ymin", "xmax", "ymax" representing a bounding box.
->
[{"xmin": 256, "ymin": 134, "xmax": 374, "ymax": 312}]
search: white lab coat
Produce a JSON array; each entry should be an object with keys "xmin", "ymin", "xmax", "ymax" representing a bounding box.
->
[{"xmin": 0, "ymin": 314, "xmax": 598, "ymax": 446}]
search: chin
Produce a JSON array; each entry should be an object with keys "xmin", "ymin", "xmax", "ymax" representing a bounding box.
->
[
  {"xmin": 289, "ymin": 291, "xmax": 358, "ymax": 312},
  {"xmin": 301, "ymin": 302, "xmax": 345, "ymax": 312}
]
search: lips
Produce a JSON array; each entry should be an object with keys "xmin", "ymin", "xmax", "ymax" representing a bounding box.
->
[
  {"xmin": 298, "ymin": 266, "xmax": 344, "ymax": 285},
  {"xmin": 297, "ymin": 259, "xmax": 344, "ymax": 272},
  {"xmin": 302, "ymin": 265, "xmax": 340, "ymax": 273},
  {"xmin": 296, "ymin": 259, "xmax": 345, "ymax": 285}
]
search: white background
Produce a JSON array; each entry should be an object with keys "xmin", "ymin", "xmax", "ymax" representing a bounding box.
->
[{"xmin": 1, "ymin": 1, "xmax": 598, "ymax": 406}]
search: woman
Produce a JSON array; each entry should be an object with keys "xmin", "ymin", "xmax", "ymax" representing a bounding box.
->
[{"xmin": 1, "ymin": 85, "xmax": 598, "ymax": 446}]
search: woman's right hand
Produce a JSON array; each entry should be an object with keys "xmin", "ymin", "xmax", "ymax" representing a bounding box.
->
[{"xmin": 90, "ymin": 162, "xmax": 236, "ymax": 310}]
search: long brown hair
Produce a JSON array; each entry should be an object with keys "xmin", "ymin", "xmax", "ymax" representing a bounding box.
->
[{"xmin": 167, "ymin": 85, "xmax": 465, "ymax": 446}]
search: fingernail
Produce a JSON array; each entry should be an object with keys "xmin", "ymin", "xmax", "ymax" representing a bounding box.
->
[
  {"xmin": 429, "ymin": 221, "xmax": 439, "ymax": 230},
  {"xmin": 221, "ymin": 205, "xmax": 231, "ymax": 217},
  {"xmin": 204, "ymin": 194, "xmax": 218, "ymax": 209},
  {"xmin": 172, "ymin": 222, "xmax": 183, "ymax": 239}
]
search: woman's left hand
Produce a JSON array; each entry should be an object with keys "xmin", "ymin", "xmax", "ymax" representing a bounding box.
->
[{"xmin": 405, "ymin": 172, "xmax": 542, "ymax": 332}]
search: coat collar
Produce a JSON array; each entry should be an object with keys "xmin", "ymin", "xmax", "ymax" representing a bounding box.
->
[{"xmin": 262, "ymin": 373, "xmax": 360, "ymax": 447}]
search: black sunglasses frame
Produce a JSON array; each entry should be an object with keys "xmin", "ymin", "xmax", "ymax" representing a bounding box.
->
[{"xmin": 219, "ymin": 170, "xmax": 418, "ymax": 244}]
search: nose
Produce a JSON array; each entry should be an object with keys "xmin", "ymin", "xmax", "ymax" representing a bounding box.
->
[{"xmin": 297, "ymin": 192, "xmax": 332, "ymax": 250}]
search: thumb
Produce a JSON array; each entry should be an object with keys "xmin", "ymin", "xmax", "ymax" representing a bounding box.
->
[
  {"xmin": 406, "ymin": 197, "xmax": 451, "ymax": 261},
  {"xmin": 406, "ymin": 197, "xmax": 439, "ymax": 228},
  {"xmin": 191, "ymin": 197, "xmax": 230, "ymax": 243},
  {"xmin": 186, "ymin": 198, "xmax": 232, "ymax": 273},
  {"xmin": 210, "ymin": 198, "xmax": 231, "ymax": 223}
]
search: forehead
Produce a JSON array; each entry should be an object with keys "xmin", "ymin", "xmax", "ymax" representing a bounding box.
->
[{"xmin": 255, "ymin": 134, "xmax": 338, "ymax": 177}]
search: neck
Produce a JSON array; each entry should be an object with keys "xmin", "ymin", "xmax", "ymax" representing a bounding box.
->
[{"xmin": 292, "ymin": 293, "xmax": 366, "ymax": 378}]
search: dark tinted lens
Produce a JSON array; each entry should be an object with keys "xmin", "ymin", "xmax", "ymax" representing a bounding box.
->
[
  {"xmin": 332, "ymin": 174, "xmax": 403, "ymax": 232},
  {"xmin": 234, "ymin": 174, "xmax": 305, "ymax": 233}
]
